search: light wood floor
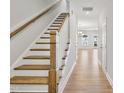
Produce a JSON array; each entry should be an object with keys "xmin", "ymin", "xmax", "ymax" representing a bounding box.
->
[{"xmin": 63, "ymin": 49, "xmax": 113, "ymax": 93}]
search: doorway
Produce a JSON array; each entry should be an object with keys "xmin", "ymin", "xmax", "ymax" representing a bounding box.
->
[{"xmin": 77, "ymin": 30, "xmax": 98, "ymax": 49}]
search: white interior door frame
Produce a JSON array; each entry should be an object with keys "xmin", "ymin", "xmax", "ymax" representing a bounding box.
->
[{"xmin": 102, "ymin": 17, "xmax": 107, "ymax": 70}]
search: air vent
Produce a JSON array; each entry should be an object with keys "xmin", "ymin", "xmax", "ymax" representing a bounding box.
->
[{"xmin": 83, "ymin": 7, "xmax": 93, "ymax": 11}]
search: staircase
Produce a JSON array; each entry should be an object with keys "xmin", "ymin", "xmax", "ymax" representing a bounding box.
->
[{"xmin": 10, "ymin": 13, "xmax": 70, "ymax": 93}]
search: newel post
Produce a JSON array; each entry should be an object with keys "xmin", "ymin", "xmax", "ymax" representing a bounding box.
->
[{"xmin": 49, "ymin": 31, "xmax": 57, "ymax": 93}]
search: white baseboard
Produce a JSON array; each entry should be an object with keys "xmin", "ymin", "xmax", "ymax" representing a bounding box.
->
[
  {"xmin": 102, "ymin": 65, "xmax": 113, "ymax": 88},
  {"xmin": 106, "ymin": 72, "xmax": 113, "ymax": 87},
  {"xmin": 59, "ymin": 62, "xmax": 76, "ymax": 93},
  {"xmin": 98, "ymin": 60, "xmax": 113, "ymax": 88}
]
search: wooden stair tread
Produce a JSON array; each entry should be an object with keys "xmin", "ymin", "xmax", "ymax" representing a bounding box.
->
[
  {"xmin": 59, "ymin": 64, "xmax": 65, "ymax": 70},
  {"xmin": 62, "ymin": 55, "xmax": 67, "ymax": 60},
  {"xmin": 44, "ymin": 32, "xmax": 50, "ymax": 34},
  {"xmin": 50, "ymin": 25, "xmax": 61, "ymax": 27},
  {"xmin": 23, "ymin": 56, "xmax": 50, "ymax": 59},
  {"xmin": 53, "ymin": 22, "xmax": 62, "ymax": 24},
  {"xmin": 44, "ymin": 32, "xmax": 58, "ymax": 34},
  {"xmin": 60, "ymin": 13, "xmax": 67, "ymax": 15},
  {"xmin": 67, "ymin": 42, "xmax": 70, "ymax": 44},
  {"xmin": 10, "ymin": 76, "xmax": 48, "ymax": 84},
  {"xmin": 58, "ymin": 14, "xmax": 66, "ymax": 16},
  {"xmin": 58, "ymin": 15, "xmax": 67, "ymax": 18},
  {"xmin": 56, "ymin": 18, "xmax": 65, "ymax": 19},
  {"xmin": 14, "ymin": 65, "xmax": 50, "ymax": 70},
  {"xmin": 30, "ymin": 48, "xmax": 50, "ymax": 51},
  {"xmin": 35, "ymin": 42, "xmax": 56, "ymax": 44},
  {"xmin": 57, "ymin": 17, "xmax": 65, "ymax": 19},
  {"xmin": 65, "ymin": 48, "xmax": 69, "ymax": 51},
  {"xmin": 59, "ymin": 14, "xmax": 67, "ymax": 16},
  {"xmin": 48, "ymin": 28, "xmax": 59, "ymax": 30},
  {"xmin": 55, "ymin": 20, "xmax": 64, "ymax": 22},
  {"xmin": 40, "ymin": 37, "xmax": 50, "ymax": 39}
]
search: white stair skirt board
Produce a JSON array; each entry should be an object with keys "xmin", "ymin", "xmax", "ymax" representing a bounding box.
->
[
  {"xmin": 11, "ymin": 85, "xmax": 48, "ymax": 92},
  {"xmin": 24, "ymin": 51, "xmax": 50, "ymax": 56},
  {"xmin": 58, "ymin": 62, "xmax": 76, "ymax": 93},
  {"xmin": 32, "ymin": 44, "xmax": 50, "ymax": 49},
  {"xmin": 11, "ymin": 70, "xmax": 49, "ymax": 77}
]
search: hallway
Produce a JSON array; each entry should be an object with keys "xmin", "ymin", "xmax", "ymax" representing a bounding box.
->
[
  {"xmin": 10, "ymin": 0, "xmax": 113, "ymax": 92},
  {"xmin": 63, "ymin": 49, "xmax": 113, "ymax": 93}
]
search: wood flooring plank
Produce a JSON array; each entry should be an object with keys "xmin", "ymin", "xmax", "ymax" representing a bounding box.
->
[
  {"xmin": 14, "ymin": 65, "xmax": 50, "ymax": 70},
  {"xmin": 63, "ymin": 49, "xmax": 113, "ymax": 93},
  {"xmin": 10, "ymin": 76, "xmax": 48, "ymax": 84}
]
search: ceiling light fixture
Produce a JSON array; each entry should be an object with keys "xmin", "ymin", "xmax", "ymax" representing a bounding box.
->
[
  {"xmin": 82, "ymin": 7, "xmax": 93, "ymax": 15},
  {"xmin": 86, "ymin": 11, "xmax": 90, "ymax": 15}
]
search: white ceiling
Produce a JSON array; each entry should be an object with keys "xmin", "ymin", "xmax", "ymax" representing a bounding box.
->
[{"xmin": 69, "ymin": 0, "xmax": 108, "ymax": 29}]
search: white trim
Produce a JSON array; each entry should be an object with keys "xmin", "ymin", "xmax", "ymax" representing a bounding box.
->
[
  {"xmin": 59, "ymin": 62, "xmax": 76, "ymax": 93},
  {"xmin": 106, "ymin": 71, "xmax": 113, "ymax": 87},
  {"xmin": 102, "ymin": 66, "xmax": 113, "ymax": 88},
  {"xmin": 98, "ymin": 60, "xmax": 113, "ymax": 88}
]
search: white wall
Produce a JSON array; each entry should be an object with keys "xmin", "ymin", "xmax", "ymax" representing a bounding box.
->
[
  {"xmin": 61, "ymin": 2, "xmax": 77, "ymax": 87},
  {"xmin": 10, "ymin": 0, "xmax": 67, "ymax": 65},
  {"xmin": 106, "ymin": 0, "xmax": 113, "ymax": 81},
  {"xmin": 98, "ymin": 0, "xmax": 113, "ymax": 83},
  {"xmin": 69, "ymin": 0, "xmax": 113, "ymax": 84},
  {"xmin": 11, "ymin": 0, "xmax": 58, "ymax": 29}
]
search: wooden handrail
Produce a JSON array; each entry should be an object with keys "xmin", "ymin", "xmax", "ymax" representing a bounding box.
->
[{"xmin": 10, "ymin": 0, "xmax": 62, "ymax": 38}]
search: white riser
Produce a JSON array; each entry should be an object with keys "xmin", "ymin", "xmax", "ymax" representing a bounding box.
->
[
  {"xmin": 11, "ymin": 70, "xmax": 48, "ymax": 77},
  {"xmin": 25, "ymin": 51, "xmax": 50, "ymax": 56},
  {"xmin": 37, "ymin": 39, "xmax": 50, "ymax": 42},
  {"xmin": 32, "ymin": 44, "xmax": 50, "ymax": 49},
  {"xmin": 11, "ymin": 85, "xmax": 48, "ymax": 92},
  {"xmin": 14, "ymin": 60, "xmax": 50, "ymax": 67},
  {"xmin": 42, "ymin": 34, "xmax": 50, "ymax": 37},
  {"xmin": 40, "ymin": 34, "xmax": 50, "ymax": 37},
  {"xmin": 49, "ymin": 27, "xmax": 60, "ymax": 29}
]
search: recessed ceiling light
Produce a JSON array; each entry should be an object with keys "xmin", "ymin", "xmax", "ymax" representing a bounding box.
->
[{"xmin": 86, "ymin": 11, "xmax": 90, "ymax": 15}]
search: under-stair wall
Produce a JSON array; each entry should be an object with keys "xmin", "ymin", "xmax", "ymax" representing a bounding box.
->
[{"xmin": 11, "ymin": 0, "xmax": 67, "ymax": 65}]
